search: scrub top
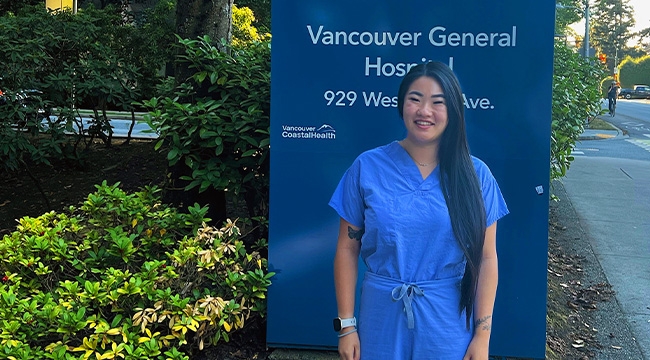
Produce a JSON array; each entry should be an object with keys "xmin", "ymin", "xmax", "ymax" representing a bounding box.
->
[{"xmin": 329, "ymin": 140, "xmax": 509, "ymax": 359}]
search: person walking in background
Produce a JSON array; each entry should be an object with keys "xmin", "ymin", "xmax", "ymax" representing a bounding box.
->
[
  {"xmin": 330, "ymin": 62, "xmax": 509, "ymax": 360},
  {"xmin": 607, "ymin": 81, "xmax": 618, "ymax": 116}
]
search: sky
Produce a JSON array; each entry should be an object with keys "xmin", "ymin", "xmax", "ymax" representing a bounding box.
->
[
  {"xmin": 569, "ymin": 0, "xmax": 650, "ymax": 41},
  {"xmin": 627, "ymin": 0, "xmax": 650, "ymax": 33}
]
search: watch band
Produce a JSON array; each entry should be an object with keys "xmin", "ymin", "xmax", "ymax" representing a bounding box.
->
[{"xmin": 339, "ymin": 317, "xmax": 356, "ymax": 328}]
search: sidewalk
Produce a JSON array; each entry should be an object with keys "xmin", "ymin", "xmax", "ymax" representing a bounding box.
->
[{"xmin": 561, "ymin": 126, "xmax": 650, "ymax": 359}]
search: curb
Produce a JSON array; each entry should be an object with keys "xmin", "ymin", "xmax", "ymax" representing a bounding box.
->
[
  {"xmin": 268, "ymin": 349, "xmax": 338, "ymax": 360},
  {"xmin": 579, "ymin": 119, "xmax": 623, "ymax": 141}
]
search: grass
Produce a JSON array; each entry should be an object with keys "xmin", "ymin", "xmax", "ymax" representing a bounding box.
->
[{"xmin": 588, "ymin": 117, "xmax": 618, "ymax": 130}]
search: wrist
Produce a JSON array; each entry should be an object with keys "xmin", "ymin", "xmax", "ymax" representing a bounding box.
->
[
  {"xmin": 473, "ymin": 315, "xmax": 492, "ymax": 333},
  {"xmin": 337, "ymin": 327, "xmax": 358, "ymax": 338},
  {"xmin": 339, "ymin": 325, "xmax": 356, "ymax": 333},
  {"xmin": 333, "ymin": 316, "xmax": 356, "ymax": 332}
]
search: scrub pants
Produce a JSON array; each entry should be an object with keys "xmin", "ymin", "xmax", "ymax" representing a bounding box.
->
[{"xmin": 358, "ymin": 272, "xmax": 473, "ymax": 360}]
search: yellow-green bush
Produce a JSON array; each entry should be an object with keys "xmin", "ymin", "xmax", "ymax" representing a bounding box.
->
[
  {"xmin": 0, "ymin": 182, "xmax": 273, "ymax": 359},
  {"xmin": 232, "ymin": 4, "xmax": 270, "ymax": 47}
]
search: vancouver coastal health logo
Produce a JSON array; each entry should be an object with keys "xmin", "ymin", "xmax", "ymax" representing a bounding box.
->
[{"xmin": 281, "ymin": 124, "xmax": 336, "ymax": 139}]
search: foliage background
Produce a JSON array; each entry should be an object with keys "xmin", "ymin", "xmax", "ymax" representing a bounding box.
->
[
  {"xmin": 618, "ymin": 55, "xmax": 650, "ymax": 87},
  {"xmin": 550, "ymin": 42, "xmax": 607, "ymax": 182}
]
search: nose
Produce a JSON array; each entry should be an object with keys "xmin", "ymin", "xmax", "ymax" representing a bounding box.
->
[{"xmin": 417, "ymin": 102, "xmax": 434, "ymax": 116}]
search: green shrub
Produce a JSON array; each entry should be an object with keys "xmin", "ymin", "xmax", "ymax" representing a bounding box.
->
[
  {"xmin": 142, "ymin": 36, "xmax": 270, "ymax": 216},
  {"xmin": 0, "ymin": 182, "xmax": 273, "ymax": 359},
  {"xmin": 618, "ymin": 55, "xmax": 650, "ymax": 88},
  {"xmin": 0, "ymin": 4, "xmax": 174, "ymax": 175},
  {"xmin": 551, "ymin": 42, "xmax": 607, "ymax": 181}
]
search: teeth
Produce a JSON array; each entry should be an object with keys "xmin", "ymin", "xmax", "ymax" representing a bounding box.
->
[{"xmin": 415, "ymin": 121, "xmax": 433, "ymax": 125}]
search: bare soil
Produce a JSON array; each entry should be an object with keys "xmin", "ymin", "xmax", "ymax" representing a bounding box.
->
[{"xmin": 0, "ymin": 138, "xmax": 616, "ymax": 359}]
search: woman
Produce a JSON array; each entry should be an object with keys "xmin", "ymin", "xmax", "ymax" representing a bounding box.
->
[{"xmin": 329, "ymin": 62, "xmax": 509, "ymax": 360}]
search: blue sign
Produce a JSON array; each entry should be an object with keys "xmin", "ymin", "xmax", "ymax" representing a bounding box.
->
[{"xmin": 268, "ymin": 2, "xmax": 555, "ymax": 358}]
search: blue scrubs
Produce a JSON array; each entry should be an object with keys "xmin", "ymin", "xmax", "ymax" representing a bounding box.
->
[{"xmin": 329, "ymin": 141, "xmax": 509, "ymax": 359}]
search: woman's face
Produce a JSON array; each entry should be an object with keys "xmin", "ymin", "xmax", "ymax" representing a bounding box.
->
[{"xmin": 402, "ymin": 76, "xmax": 448, "ymax": 146}]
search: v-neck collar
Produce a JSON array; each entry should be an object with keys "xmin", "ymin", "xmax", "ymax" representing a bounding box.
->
[{"xmin": 384, "ymin": 141, "xmax": 439, "ymax": 190}]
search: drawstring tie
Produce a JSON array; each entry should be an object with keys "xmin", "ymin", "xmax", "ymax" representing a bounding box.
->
[{"xmin": 391, "ymin": 283, "xmax": 424, "ymax": 329}]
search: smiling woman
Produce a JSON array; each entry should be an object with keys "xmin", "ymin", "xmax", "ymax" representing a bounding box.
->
[{"xmin": 331, "ymin": 62, "xmax": 509, "ymax": 360}]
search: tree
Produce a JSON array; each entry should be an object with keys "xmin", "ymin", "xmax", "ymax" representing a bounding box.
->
[
  {"xmin": 235, "ymin": 0, "xmax": 269, "ymax": 31},
  {"xmin": 167, "ymin": 0, "xmax": 235, "ymax": 225},
  {"xmin": 590, "ymin": 0, "xmax": 636, "ymax": 72},
  {"xmin": 232, "ymin": 4, "xmax": 269, "ymax": 46},
  {"xmin": 555, "ymin": 0, "xmax": 583, "ymax": 36},
  {"xmin": 176, "ymin": 0, "xmax": 233, "ymax": 52},
  {"xmin": 0, "ymin": 0, "xmax": 41, "ymax": 16},
  {"xmin": 636, "ymin": 27, "xmax": 650, "ymax": 54}
]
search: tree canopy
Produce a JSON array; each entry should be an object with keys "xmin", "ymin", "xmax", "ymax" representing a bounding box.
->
[
  {"xmin": 590, "ymin": 0, "xmax": 638, "ymax": 71},
  {"xmin": 555, "ymin": 0, "xmax": 584, "ymax": 36}
]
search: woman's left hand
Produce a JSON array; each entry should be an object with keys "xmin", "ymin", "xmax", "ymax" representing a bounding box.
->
[{"xmin": 462, "ymin": 336, "xmax": 489, "ymax": 360}]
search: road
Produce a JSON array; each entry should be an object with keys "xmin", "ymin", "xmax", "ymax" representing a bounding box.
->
[
  {"xmin": 563, "ymin": 99, "xmax": 650, "ymax": 359},
  {"xmin": 606, "ymin": 98, "xmax": 650, "ymax": 137},
  {"xmin": 572, "ymin": 99, "xmax": 650, "ymax": 161}
]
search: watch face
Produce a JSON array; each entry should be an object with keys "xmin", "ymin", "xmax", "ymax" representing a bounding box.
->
[{"xmin": 333, "ymin": 318, "xmax": 342, "ymax": 332}]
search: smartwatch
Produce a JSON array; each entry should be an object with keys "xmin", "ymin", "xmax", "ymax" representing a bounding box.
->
[{"xmin": 333, "ymin": 317, "xmax": 356, "ymax": 332}]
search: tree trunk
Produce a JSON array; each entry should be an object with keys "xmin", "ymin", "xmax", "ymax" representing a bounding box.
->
[
  {"xmin": 176, "ymin": 0, "xmax": 233, "ymax": 50},
  {"xmin": 175, "ymin": 0, "xmax": 233, "ymax": 84},
  {"xmin": 166, "ymin": 0, "xmax": 233, "ymax": 226}
]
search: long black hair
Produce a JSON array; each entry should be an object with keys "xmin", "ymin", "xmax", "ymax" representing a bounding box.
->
[{"xmin": 397, "ymin": 61, "xmax": 487, "ymax": 328}]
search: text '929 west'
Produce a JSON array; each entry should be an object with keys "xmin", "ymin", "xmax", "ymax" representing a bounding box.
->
[{"xmin": 324, "ymin": 90, "xmax": 495, "ymax": 110}]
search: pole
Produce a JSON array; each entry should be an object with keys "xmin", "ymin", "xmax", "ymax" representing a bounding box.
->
[{"xmin": 584, "ymin": 1, "xmax": 590, "ymax": 58}]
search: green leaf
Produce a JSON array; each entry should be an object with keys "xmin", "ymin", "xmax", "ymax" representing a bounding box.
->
[{"xmin": 242, "ymin": 149, "xmax": 257, "ymax": 157}]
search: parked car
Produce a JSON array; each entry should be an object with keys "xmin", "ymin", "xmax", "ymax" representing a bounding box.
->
[
  {"xmin": 618, "ymin": 85, "xmax": 650, "ymax": 99},
  {"xmin": 617, "ymin": 88, "xmax": 631, "ymax": 99}
]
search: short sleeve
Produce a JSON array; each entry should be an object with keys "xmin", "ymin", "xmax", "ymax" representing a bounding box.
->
[
  {"xmin": 474, "ymin": 158, "xmax": 509, "ymax": 226},
  {"xmin": 328, "ymin": 159, "xmax": 365, "ymax": 228}
]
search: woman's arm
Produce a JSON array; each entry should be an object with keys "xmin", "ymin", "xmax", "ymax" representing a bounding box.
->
[
  {"xmin": 464, "ymin": 222, "xmax": 499, "ymax": 360},
  {"xmin": 334, "ymin": 218, "xmax": 362, "ymax": 360}
]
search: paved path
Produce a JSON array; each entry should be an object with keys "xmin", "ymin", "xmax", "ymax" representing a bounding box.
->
[{"xmin": 562, "ymin": 155, "xmax": 650, "ymax": 359}]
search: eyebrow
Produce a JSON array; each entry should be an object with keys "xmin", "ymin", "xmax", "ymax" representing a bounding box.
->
[{"xmin": 407, "ymin": 90, "xmax": 445, "ymax": 99}]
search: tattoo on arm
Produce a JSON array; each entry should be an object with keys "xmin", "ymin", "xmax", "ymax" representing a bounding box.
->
[
  {"xmin": 347, "ymin": 226, "xmax": 364, "ymax": 241},
  {"xmin": 474, "ymin": 315, "xmax": 492, "ymax": 331}
]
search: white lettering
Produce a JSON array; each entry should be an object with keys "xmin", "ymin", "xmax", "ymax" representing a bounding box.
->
[
  {"xmin": 307, "ymin": 25, "xmax": 323, "ymax": 44},
  {"xmin": 429, "ymin": 26, "xmax": 517, "ymax": 47},
  {"xmin": 363, "ymin": 92, "xmax": 382, "ymax": 106},
  {"xmin": 360, "ymin": 32, "xmax": 373, "ymax": 45},
  {"xmin": 463, "ymin": 94, "xmax": 494, "ymax": 110},
  {"xmin": 363, "ymin": 92, "xmax": 398, "ymax": 108},
  {"xmin": 349, "ymin": 32, "xmax": 359, "ymax": 45},
  {"xmin": 366, "ymin": 57, "xmax": 455, "ymax": 77},
  {"xmin": 475, "ymin": 33, "xmax": 488, "ymax": 47},
  {"xmin": 306, "ymin": 25, "xmax": 421, "ymax": 46},
  {"xmin": 335, "ymin": 31, "xmax": 347, "ymax": 45},
  {"xmin": 365, "ymin": 57, "xmax": 417, "ymax": 77},
  {"xmin": 399, "ymin": 32, "xmax": 412, "ymax": 46}
]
